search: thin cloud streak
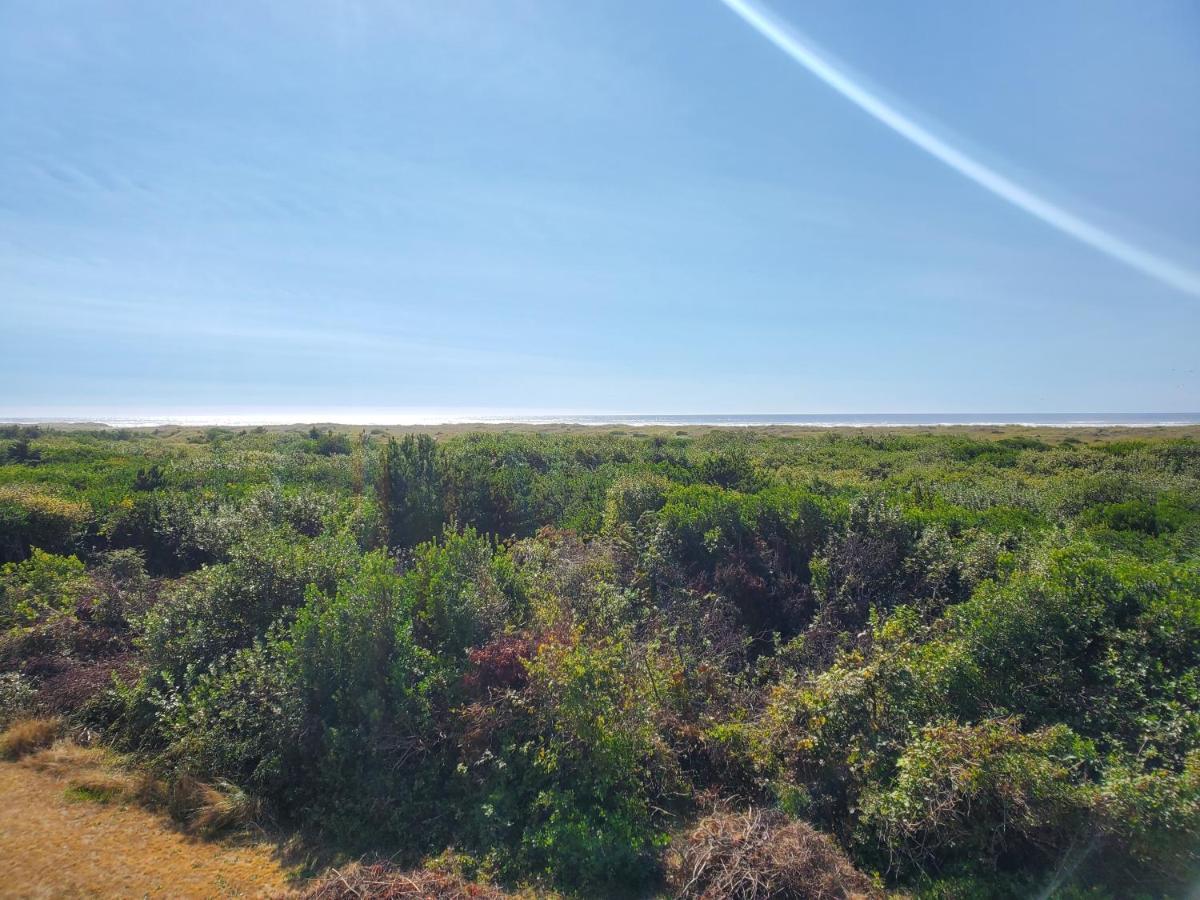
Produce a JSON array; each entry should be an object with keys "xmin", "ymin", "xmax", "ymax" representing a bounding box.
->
[{"xmin": 718, "ymin": 0, "xmax": 1200, "ymax": 298}]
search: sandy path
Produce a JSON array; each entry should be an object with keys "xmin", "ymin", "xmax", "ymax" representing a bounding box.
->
[{"xmin": 0, "ymin": 759, "xmax": 294, "ymax": 898}]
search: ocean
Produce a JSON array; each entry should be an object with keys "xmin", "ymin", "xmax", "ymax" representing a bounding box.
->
[{"xmin": 2, "ymin": 412, "xmax": 1199, "ymax": 428}]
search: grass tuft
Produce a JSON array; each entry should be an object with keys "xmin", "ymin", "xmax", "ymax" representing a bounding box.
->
[
  {"xmin": 190, "ymin": 780, "xmax": 262, "ymax": 837},
  {"xmin": 0, "ymin": 717, "xmax": 61, "ymax": 760},
  {"xmin": 153, "ymin": 774, "xmax": 263, "ymax": 837},
  {"xmin": 23, "ymin": 739, "xmax": 108, "ymax": 775}
]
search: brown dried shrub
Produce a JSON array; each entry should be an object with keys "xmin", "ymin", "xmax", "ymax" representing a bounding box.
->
[
  {"xmin": 295, "ymin": 857, "xmax": 511, "ymax": 899},
  {"xmin": 666, "ymin": 809, "xmax": 880, "ymax": 900}
]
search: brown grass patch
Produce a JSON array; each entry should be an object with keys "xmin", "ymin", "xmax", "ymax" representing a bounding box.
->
[
  {"xmin": 20, "ymin": 737, "xmax": 105, "ymax": 775},
  {"xmin": 20, "ymin": 737, "xmax": 137, "ymax": 804},
  {"xmin": 296, "ymin": 858, "xmax": 511, "ymax": 899},
  {"xmin": 666, "ymin": 808, "xmax": 881, "ymax": 900},
  {"xmin": 190, "ymin": 780, "xmax": 263, "ymax": 837},
  {"xmin": 0, "ymin": 716, "xmax": 61, "ymax": 759},
  {"xmin": 21, "ymin": 740, "xmax": 257, "ymax": 837},
  {"xmin": 0, "ymin": 752, "xmax": 294, "ymax": 897}
]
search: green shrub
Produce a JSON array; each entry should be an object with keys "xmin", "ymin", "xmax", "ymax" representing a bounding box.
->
[
  {"xmin": 0, "ymin": 548, "xmax": 87, "ymax": 628},
  {"xmin": 1091, "ymin": 751, "xmax": 1200, "ymax": 889},
  {"xmin": 602, "ymin": 472, "xmax": 670, "ymax": 535},
  {"xmin": 138, "ymin": 529, "xmax": 359, "ymax": 685},
  {"xmin": 0, "ymin": 485, "xmax": 89, "ymax": 561},
  {"xmin": 861, "ymin": 718, "xmax": 1094, "ymax": 877},
  {"xmin": 162, "ymin": 632, "xmax": 302, "ymax": 798},
  {"xmin": 405, "ymin": 527, "xmax": 515, "ymax": 662},
  {"xmin": 455, "ymin": 628, "xmax": 671, "ymax": 888}
]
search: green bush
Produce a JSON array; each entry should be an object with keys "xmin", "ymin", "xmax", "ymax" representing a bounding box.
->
[
  {"xmin": 1092, "ymin": 751, "xmax": 1200, "ymax": 889},
  {"xmin": 0, "ymin": 486, "xmax": 90, "ymax": 561},
  {"xmin": 454, "ymin": 628, "xmax": 671, "ymax": 888},
  {"xmin": 0, "ymin": 548, "xmax": 87, "ymax": 628},
  {"xmin": 138, "ymin": 529, "xmax": 360, "ymax": 686},
  {"xmin": 405, "ymin": 527, "xmax": 516, "ymax": 663},
  {"xmin": 861, "ymin": 718, "xmax": 1094, "ymax": 877}
]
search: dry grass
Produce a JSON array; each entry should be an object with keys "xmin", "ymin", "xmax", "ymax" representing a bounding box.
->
[
  {"xmin": 295, "ymin": 858, "xmax": 511, "ymax": 900},
  {"xmin": 0, "ymin": 743, "xmax": 295, "ymax": 897},
  {"xmin": 666, "ymin": 808, "xmax": 881, "ymax": 900},
  {"xmin": 64, "ymin": 768, "xmax": 138, "ymax": 804},
  {"xmin": 21, "ymin": 737, "xmax": 103, "ymax": 774},
  {"xmin": 19, "ymin": 739, "xmax": 267, "ymax": 849},
  {"xmin": 0, "ymin": 716, "xmax": 61, "ymax": 759},
  {"xmin": 190, "ymin": 779, "xmax": 264, "ymax": 837},
  {"xmin": 129, "ymin": 771, "xmax": 264, "ymax": 837},
  {"xmin": 22, "ymin": 738, "xmax": 140, "ymax": 806}
]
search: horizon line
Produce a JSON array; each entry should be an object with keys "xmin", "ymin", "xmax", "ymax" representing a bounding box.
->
[{"xmin": 3, "ymin": 411, "xmax": 1199, "ymax": 429}]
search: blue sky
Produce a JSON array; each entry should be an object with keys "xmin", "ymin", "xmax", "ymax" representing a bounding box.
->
[{"xmin": 2, "ymin": 0, "xmax": 1198, "ymax": 415}]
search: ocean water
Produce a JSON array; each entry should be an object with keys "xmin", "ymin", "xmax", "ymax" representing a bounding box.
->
[{"xmin": 2, "ymin": 411, "xmax": 1198, "ymax": 428}]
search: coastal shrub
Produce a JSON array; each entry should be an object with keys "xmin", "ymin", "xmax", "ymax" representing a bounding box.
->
[
  {"xmin": 454, "ymin": 627, "xmax": 671, "ymax": 889},
  {"xmin": 138, "ymin": 529, "xmax": 359, "ymax": 685},
  {"xmin": 405, "ymin": 527, "xmax": 516, "ymax": 663},
  {"xmin": 378, "ymin": 434, "xmax": 443, "ymax": 548},
  {"xmin": 0, "ymin": 485, "xmax": 90, "ymax": 561},
  {"xmin": 1090, "ymin": 751, "xmax": 1200, "ymax": 889},
  {"xmin": 286, "ymin": 551, "xmax": 441, "ymax": 833},
  {"xmin": 0, "ymin": 549, "xmax": 88, "ymax": 628},
  {"xmin": 647, "ymin": 483, "xmax": 827, "ymax": 641},
  {"xmin": 602, "ymin": 471, "xmax": 670, "ymax": 535},
  {"xmin": 3, "ymin": 427, "xmax": 1198, "ymax": 895},
  {"xmin": 860, "ymin": 719, "xmax": 1094, "ymax": 877},
  {"xmin": 161, "ymin": 633, "xmax": 302, "ymax": 798}
]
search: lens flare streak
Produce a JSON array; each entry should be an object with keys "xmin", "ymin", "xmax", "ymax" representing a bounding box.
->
[{"xmin": 718, "ymin": 0, "xmax": 1200, "ymax": 297}]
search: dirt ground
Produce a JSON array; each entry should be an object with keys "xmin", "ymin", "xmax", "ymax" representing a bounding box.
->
[{"xmin": 0, "ymin": 751, "xmax": 296, "ymax": 899}]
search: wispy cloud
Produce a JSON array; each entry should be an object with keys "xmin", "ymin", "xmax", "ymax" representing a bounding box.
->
[{"xmin": 3, "ymin": 286, "xmax": 563, "ymax": 370}]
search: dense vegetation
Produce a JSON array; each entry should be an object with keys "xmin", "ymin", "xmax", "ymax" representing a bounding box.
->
[{"xmin": 1, "ymin": 423, "xmax": 1198, "ymax": 897}]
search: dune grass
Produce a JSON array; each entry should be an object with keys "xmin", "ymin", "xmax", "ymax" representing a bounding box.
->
[{"xmin": 0, "ymin": 716, "xmax": 60, "ymax": 759}]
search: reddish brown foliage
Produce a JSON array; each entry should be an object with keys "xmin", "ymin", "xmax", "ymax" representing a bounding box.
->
[
  {"xmin": 35, "ymin": 653, "xmax": 137, "ymax": 714},
  {"xmin": 462, "ymin": 634, "xmax": 536, "ymax": 697}
]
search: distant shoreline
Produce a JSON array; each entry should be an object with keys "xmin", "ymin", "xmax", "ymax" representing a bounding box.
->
[
  {"xmin": 3, "ymin": 413, "xmax": 1199, "ymax": 430},
  {"xmin": 4, "ymin": 418, "xmax": 1200, "ymax": 444}
]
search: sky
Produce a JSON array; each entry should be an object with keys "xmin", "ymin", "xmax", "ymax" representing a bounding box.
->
[{"xmin": 2, "ymin": 0, "xmax": 1199, "ymax": 417}]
